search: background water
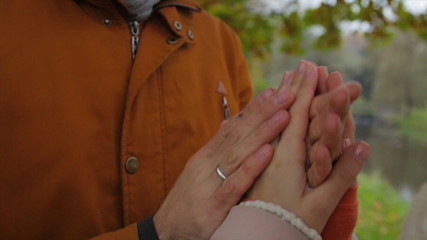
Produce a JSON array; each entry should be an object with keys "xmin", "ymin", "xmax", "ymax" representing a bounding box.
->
[{"xmin": 355, "ymin": 118, "xmax": 427, "ymax": 203}]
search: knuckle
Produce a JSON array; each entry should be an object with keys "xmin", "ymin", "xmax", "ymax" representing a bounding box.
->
[
  {"xmin": 326, "ymin": 113, "xmax": 341, "ymax": 132},
  {"xmin": 229, "ymin": 128, "xmax": 244, "ymax": 144},
  {"xmin": 223, "ymin": 151, "xmax": 240, "ymax": 168},
  {"xmin": 244, "ymin": 98, "xmax": 259, "ymax": 116},
  {"xmin": 309, "ymin": 118, "xmax": 322, "ymax": 141},
  {"xmin": 257, "ymin": 102, "xmax": 269, "ymax": 115},
  {"xmin": 251, "ymin": 126, "xmax": 266, "ymax": 139},
  {"xmin": 240, "ymin": 160, "xmax": 255, "ymax": 178},
  {"xmin": 219, "ymin": 122, "xmax": 245, "ymax": 144},
  {"xmin": 219, "ymin": 121, "xmax": 235, "ymax": 140},
  {"xmin": 215, "ymin": 180, "xmax": 236, "ymax": 202}
]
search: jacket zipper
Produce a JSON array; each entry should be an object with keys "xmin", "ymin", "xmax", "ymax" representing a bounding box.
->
[{"xmin": 129, "ymin": 20, "xmax": 140, "ymax": 60}]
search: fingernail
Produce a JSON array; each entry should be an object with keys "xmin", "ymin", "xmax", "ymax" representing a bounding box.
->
[
  {"xmin": 255, "ymin": 145, "xmax": 270, "ymax": 158},
  {"xmin": 297, "ymin": 60, "xmax": 306, "ymax": 73},
  {"xmin": 353, "ymin": 145, "xmax": 368, "ymax": 163},
  {"xmin": 269, "ymin": 111, "xmax": 284, "ymax": 125},
  {"xmin": 343, "ymin": 138, "xmax": 351, "ymax": 149},
  {"xmin": 274, "ymin": 90, "xmax": 290, "ymax": 105},
  {"xmin": 258, "ymin": 88, "xmax": 274, "ymax": 103},
  {"xmin": 281, "ymin": 72, "xmax": 292, "ymax": 85}
]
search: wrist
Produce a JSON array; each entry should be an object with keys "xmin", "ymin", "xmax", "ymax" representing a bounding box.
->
[
  {"xmin": 153, "ymin": 213, "xmax": 170, "ymax": 240},
  {"xmin": 240, "ymin": 200, "xmax": 322, "ymax": 240}
]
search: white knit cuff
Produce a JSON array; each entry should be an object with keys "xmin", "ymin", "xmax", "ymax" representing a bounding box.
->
[{"xmin": 240, "ymin": 200, "xmax": 322, "ymax": 240}]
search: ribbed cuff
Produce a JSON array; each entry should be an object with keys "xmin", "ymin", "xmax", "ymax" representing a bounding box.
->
[
  {"xmin": 240, "ymin": 200, "xmax": 321, "ymax": 240},
  {"xmin": 137, "ymin": 214, "xmax": 159, "ymax": 240}
]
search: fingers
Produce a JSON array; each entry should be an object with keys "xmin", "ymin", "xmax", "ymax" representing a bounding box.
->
[
  {"xmin": 277, "ymin": 61, "xmax": 318, "ymax": 153},
  {"xmin": 346, "ymin": 81, "xmax": 362, "ymax": 103},
  {"xmin": 326, "ymin": 73, "xmax": 362, "ymax": 103},
  {"xmin": 317, "ymin": 66, "xmax": 329, "ymax": 94},
  {"xmin": 307, "ymin": 86, "xmax": 350, "ymax": 187},
  {"xmin": 212, "ymin": 144, "xmax": 274, "ymax": 207},
  {"xmin": 329, "ymin": 87, "xmax": 350, "ymax": 119},
  {"xmin": 326, "ymin": 72, "xmax": 343, "ymax": 91},
  {"xmin": 324, "ymin": 141, "xmax": 369, "ymax": 195},
  {"xmin": 217, "ymin": 88, "xmax": 294, "ymax": 146},
  {"xmin": 308, "ymin": 112, "xmax": 342, "ymax": 144},
  {"xmin": 307, "ymin": 80, "xmax": 362, "ymax": 188},
  {"xmin": 310, "ymin": 83, "xmax": 351, "ymax": 119},
  {"xmin": 307, "ymin": 143, "xmax": 332, "ymax": 187},
  {"xmin": 304, "ymin": 141, "xmax": 370, "ymax": 232},
  {"xmin": 280, "ymin": 72, "xmax": 294, "ymax": 89},
  {"xmin": 201, "ymin": 87, "xmax": 294, "ymax": 172},
  {"xmin": 218, "ymin": 110, "xmax": 290, "ymax": 176},
  {"xmin": 342, "ymin": 114, "xmax": 356, "ymax": 143},
  {"xmin": 340, "ymin": 81, "xmax": 361, "ymax": 144}
]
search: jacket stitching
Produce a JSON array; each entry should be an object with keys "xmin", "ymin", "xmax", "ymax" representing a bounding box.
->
[
  {"xmin": 122, "ymin": 72, "xmax": 133, "ymax": 225},
  {"xmin": 157, "ymin": 68, "xmax": 169, "ymax": 197}
]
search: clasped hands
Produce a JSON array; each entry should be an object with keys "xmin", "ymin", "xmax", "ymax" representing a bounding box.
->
[{"xmin": 154, "ymin": 61, "xmax": 369, "ymax": 239}]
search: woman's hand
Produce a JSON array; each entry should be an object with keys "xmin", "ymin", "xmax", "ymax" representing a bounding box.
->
[
  {"xmin": 247, "ymin": 61, "xmax": 369, "ymax": 233},
  {"xmin": 154, "ymin": 86, "xmax": 295, "ymax": 239}
]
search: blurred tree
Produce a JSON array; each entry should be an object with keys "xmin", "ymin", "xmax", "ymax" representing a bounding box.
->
[
  {"xmin": 254, "ymin": 30, "xmax": 380, "ymax": 98},
  {"xmin": 197, "ymin": 0, "xmax": 427, "ymax": 57},
  {"xmin": 372, "ymin": 29, "xmax": 427, "ymax": 111}
]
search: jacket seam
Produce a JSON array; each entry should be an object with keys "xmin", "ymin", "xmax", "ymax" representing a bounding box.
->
[
  {"xmin": 157, "ymin": 68, "xmax": 169, "ymax": 197},
  {"xmin": 122, "ymin": 70, "xmax": 133, "ymax": 225}
]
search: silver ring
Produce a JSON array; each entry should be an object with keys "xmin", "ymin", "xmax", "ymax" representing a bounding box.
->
[{"xmin": 216, "ymin": 164, "xmax": 227, "ymax": 180}]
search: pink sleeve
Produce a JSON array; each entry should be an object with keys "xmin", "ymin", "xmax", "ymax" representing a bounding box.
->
[{"xmin": 211, "ymin": 205, "xmax": 309, "ymax": 240}]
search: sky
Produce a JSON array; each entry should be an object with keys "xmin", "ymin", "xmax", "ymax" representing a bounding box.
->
[{"xmin": 403, "ymin": 0, "xmax": 427, "ymax": 14}]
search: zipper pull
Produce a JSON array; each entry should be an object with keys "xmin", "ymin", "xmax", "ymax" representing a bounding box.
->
[
  {"xmin": 129, "ymin": 20, "xmax": 140, "ymax": 60},
  {"xmin": 222, "ymin": 96, "xmax": 230, "ymax": 120}
]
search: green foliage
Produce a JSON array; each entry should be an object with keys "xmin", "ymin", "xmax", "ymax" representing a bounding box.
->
[
  {"xmin": 372, "ymin": 29, "xmax": 427, "ymax": 109},
  {"xmin": 350, "ymin": 96, "xmax": 377, "ymax": 116},
  {"xmin": 198, "ymin": 0, "xmax": 275, "ymax": 57},
  {"xmin": 198, "ymin": 0, "xmax": 427, "ymax": 57},
  {"xmin": 392, "ymin": 106, "xmax": 427, "ymax": 142},
  {"xmin": 253, "ymin": 77, "xmax": 270, "ymax": 94},
  {"xmin": 356, "ymin": 173, "xmax": 410, "ymax": 239},
  {"xmin": 280, "ymin": 11, "xmax": 305, "ymax": 55}
]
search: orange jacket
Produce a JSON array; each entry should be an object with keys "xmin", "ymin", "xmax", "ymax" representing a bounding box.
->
[{"xmin": 0, "ymin": 0, "xmax": 356, "ymax": 239}]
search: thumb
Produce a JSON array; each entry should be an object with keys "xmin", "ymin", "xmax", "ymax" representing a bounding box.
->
[
  {"xmin": 325, "ymin": 141, "xmax": 369, "ymax": 193},
  {"xmin": 305, "ymin": 141, "xmax": 369, "ymax": 232}
]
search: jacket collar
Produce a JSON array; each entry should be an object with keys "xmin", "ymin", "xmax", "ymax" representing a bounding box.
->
[
  {"xmin": 78, "ymin": 0, "xmax": 201, "ymax": 14},
  {"xmin": 153, "ymin": 0, "xmax": 201, "ymax": 12}
]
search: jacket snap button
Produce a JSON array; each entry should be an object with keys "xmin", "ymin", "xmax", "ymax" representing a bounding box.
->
[
  {"xmin": 173, "ymin": 20, "xmax": 182, "ymax": 31},
  {"xmin": 187, "ymin": 30, "xmax": 194, "ymax": 40},
  {"xmin": 103, "ymin": 18, "xmax": 112, "ymax": 26},
  {"xmin": 167, "ymin": 37, "xmax": 179, "ymax": 45},
  {"xmin": 125, "ymin": 156, "xmax": 139, "ymax": 174}
]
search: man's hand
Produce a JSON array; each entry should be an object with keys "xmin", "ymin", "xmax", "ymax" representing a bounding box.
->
[
  {"xmin": 154, "ymin": 86, "xmax": 295, "ymax": 239},
  {"xmin": 307, "ymin": 69, "xmax": 362, "ymax": 187},
  {"xmin": 277, "ymin": 65, "xmax": 362, "ymax": 188}
]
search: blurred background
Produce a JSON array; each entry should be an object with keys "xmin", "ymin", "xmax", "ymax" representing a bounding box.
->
[{"xmin": 198, "ymin": 0, "xmax": 427, "ymax": 239}]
